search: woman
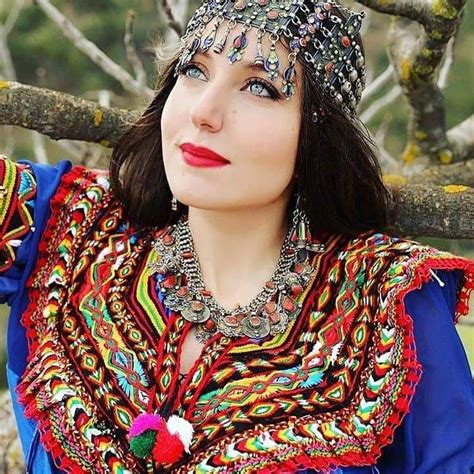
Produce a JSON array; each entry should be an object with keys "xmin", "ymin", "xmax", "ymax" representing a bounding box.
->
[{"xmin": 1, "ymin": 0, "xmax": 473, "ymax": 472}]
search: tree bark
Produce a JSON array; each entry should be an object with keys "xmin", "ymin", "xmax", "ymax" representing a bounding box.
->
[
  {"xmin": 406, "ymin": 160, "xmax": 474, "ymax": 186},
  {"xmin": 387, "ymin": 183, "xmax": 473, "ymax": 238},
  {"xmin": 0, "ymin": 81, "xmax": 139, "ymax": 147},
  {"xmin": 358, "ymin": 0, "xmax": 469, "ymax": 165}
]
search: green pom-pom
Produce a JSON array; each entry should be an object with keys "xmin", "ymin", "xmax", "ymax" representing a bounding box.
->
[{"xmin": 130, "ymin": 430, "xmax": 157, "ymax": 458}]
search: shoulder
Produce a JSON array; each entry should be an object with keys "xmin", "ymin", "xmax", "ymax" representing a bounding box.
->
[
  {"xmin": 16, "ymin": 162, "xmax": 121, "ymax": 291},
  {"xmin": 321, "ymin": 230, "xmax": 437, "ymax": 265},
  {"xmin": 1, "ymin": 156, "xmax": 38, "ymax": 272},
  {"xmin": 52, "ymin": 163, "xmax": 111, "ymax": 205},
  {"xmin": 339, "ymin": 230, "xmax": 472, "ymax": 271},
  {"xmin": 36, "ymin": 163, "xmax": 118, "ymax": 256},
  {"xmin": 343, "ymin": 230, "xmax": 437, "ymax": 256},
  {"xmin": 322, "ymin": 230, "xmax": 473, "ymax": 321},
  {"xmin": 38, "ymin": 163, "xmax": 118, "ymax": 236},
  {"xmin": 309, "ymin": 230, "xmax": 471, "ymax": 315}
]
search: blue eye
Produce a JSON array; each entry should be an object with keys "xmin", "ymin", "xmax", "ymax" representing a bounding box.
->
[
  {"xmin": 178, "ymin": 63, "xmax": 281, "ymax": 101},
  {"xmin": 243, "ymin": 78, "xmax": 280, "ymax": 100},
  {"xmin": 181, "ymin": 63, "xmax": 205, "ymax": 81}
]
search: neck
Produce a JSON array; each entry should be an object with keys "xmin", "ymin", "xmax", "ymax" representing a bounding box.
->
[{"xmin": 186, "ymin": 198, "xmax": 291, "ymax": 311}]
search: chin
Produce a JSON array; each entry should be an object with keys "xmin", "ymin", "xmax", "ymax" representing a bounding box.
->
[
  {"xmin": 178, "ymin": 198, "xmax": 229, "ymax": 211},
  {"xmin": 172, "ymin": 190, "xmax": 218, "ymax": 209}
]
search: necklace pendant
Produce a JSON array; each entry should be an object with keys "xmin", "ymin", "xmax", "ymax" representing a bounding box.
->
[
  {"xmin": 149, "ymin": 214, "xmax": 319, "ymax": 341},
  {"xmin": 148, "ymin": 259, "xmax": 164, "ymax": 275},
  {"xmin": 165, "ymin": 284, "xmax": 190, "ymax": 310},
  {"xmin": 222, "ymin": 314, "xmax": 242, "ymax": 328},
  {"xmin": 164, "ymin": 293, "xmax": 188, "ymax": 311},
  {"xmin": 263, "ymin": 301, "xmax": 289, "ymax": 334},
  {"xmin": 241, "ymin": 314, "xmax": 271, "ymax": 338},
  {"xmin": 279, "ymin": 293, "xmax": 299, "ymax": 317},
  {"xmin": 195, "ymin": 325, "xmax": 213, "ymax": 343},
  {"xmin": 182, "ymin": 300, "xmax": 211, "ymax": 323},
  {"xmin": 270, "ymin": 312, "xmax": 289, "ymax": 333}
]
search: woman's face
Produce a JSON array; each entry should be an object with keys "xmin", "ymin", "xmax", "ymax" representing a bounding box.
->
[{"xmin": 161, "ymin": 23, "xmax": 303, "ymax": 212}]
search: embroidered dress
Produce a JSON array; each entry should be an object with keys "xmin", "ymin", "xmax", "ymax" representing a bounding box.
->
[{"xmin": 1, "ymin": 156, "xmax": 474, "ymax": 474}]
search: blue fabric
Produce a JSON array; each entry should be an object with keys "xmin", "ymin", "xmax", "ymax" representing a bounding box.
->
[
  {"xmin": 3, "ymin": 159, "xmax": 72, "ymax": 473},
  {"xmin": 1, "ymin": 160, "xmax": 474, "ymax": 473},
  {"xmin": 376, "ymin": 269, "xmax": 474, "ymax": 474}
]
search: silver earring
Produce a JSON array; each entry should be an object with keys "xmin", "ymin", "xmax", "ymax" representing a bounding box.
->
[
  {"xmin": 171, "ymin": 196, "xmax": 178, "ymax": 212},
  {"xmin": 291, "ymin": 194, "xmax": 325, "ymax": 253}
]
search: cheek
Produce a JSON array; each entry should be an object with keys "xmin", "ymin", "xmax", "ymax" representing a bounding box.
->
[
  {"xmin": 225, "ymin": 120, "xmax": 298, "ymax": 205},
  {"xmin": 247, "ymin": 113, "xmax": 300, "ymax": 177}
]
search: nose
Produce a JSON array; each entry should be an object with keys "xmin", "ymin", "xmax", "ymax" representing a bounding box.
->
[{"xmin": 189, "ymin": 78, "xmax": 226, "ymax": 133}]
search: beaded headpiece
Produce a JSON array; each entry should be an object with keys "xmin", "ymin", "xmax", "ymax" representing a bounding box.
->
[{"xmin": 174, "ymin": 0, "xmax": 367, "ymax": 115}]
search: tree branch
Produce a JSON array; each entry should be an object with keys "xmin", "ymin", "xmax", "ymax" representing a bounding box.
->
[
  {"xmin": 159, "ymin": 0, "xmax": 185, "ymax": 39},
  {"xmin": 359, "ymin": 64, "xmax": 395, "ymax": 107},
  {"xmin": 0, "ymin": 3, "xmax": 22, "ymax": 81},
  {"xmin": 408, "ymin": 160, "xmax": 474, "ymax": 186},
  {"xmin": 437, "ymin": 36, "xmax": 455, "ymax": 89},
  {"xmin": 387, "ymin": 183, "xmax": 473, "ymax": 238},
  {"xmin": 124, "ymin": 10, "xmax": 147, "ymax": 89},
  {"xmin": 33, "ymin": 0, "xmax": 153, "ymax": 99},
  {"xmin": 360, "ymin": 84, "xmax": 401, "ymax": 125},
  {"xmin": 357, "ymin": 0, "xmax": 468, "ymax": 165},
  {"xmin": 3, "ymin": 0, "xmax": 25, "ymax": 37},
  {"xmin": 0, "ymin": 1, "xmax": 25, "ymax": 157},
  {"xmin": 447, "ymin": 114, "xmax": 474, "ymax": 161},
  {"xmin": 0, "ymin": 82, "xmax": 139, "ymax": 146},
  {"xmin": 385, "ymin": 160, "xmax": 474, "ymax": 187},
  {"xmin": 357, "ymin": 0, "xmax": 433, "ymax": 24}
]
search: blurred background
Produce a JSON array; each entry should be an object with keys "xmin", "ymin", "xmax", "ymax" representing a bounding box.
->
[{"xmin": 0, "ymin": 0, "xmax": 473, "ymax": 441}]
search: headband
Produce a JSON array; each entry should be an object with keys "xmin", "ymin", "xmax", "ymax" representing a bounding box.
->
[{"xmin": 174, "ymin": 0, "xmax": 367, "ymax": 116}]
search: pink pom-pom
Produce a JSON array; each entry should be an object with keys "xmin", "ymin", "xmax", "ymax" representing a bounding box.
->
[{"xmin": 129, "ymin": 413, "xmax": 164, "ymax": 438}]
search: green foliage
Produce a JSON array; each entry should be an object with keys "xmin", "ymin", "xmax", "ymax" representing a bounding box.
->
[{"xmin": 4, "ymin": 0, "xmax": 170, "ymax": 95}]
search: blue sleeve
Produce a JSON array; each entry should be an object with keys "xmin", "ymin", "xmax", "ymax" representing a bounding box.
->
[
  {"xmin": 2, "ymin": 157, "xmax": 72, "ymax": 473},
  {"xmin": 378, "ymin": 269, "xmax": 474, "ymax": 474},
  {"xmin": 2, "ymin": 158, "xmax": 72, "ymax": 377},
  {"xmin": 0, "ymin": 157, "xmax": 72, "ymax": 306}
]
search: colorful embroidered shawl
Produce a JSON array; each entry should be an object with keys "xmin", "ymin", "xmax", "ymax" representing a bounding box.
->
[{"xmin": 6, "ymin": 164, "xmax": 472, "ymax": 473}]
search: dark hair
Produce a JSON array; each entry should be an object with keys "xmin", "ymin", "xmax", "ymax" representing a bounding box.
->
[{"xmin": 110, "ymin": 8, "xmax": 391, "ymax": 236}]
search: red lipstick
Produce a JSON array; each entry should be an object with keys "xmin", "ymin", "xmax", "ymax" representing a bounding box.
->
[{"xmin": 180, "ymin": 143, "xmax": 230, "ymax": 168}]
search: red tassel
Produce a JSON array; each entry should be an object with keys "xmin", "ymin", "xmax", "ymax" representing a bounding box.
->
[{"xmin": 152, "ymin": 429, "xmax": 185, "ymax": 465}]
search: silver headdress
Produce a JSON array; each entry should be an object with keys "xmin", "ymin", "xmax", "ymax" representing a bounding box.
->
[{"xmin": 174, "ymin": 0, "xmax": 367, "ymax": 116}]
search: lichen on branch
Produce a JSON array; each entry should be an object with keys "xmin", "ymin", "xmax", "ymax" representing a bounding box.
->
[
  {"xmin": 0, "ymin": 81, "xmax": 139, "ymax": 146},
  {"xmin": 357, "ymin": 0, "xmax": 469, "ymax": 165}
]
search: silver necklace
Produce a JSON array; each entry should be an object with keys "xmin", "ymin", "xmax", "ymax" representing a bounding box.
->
[{"xmin": 148, "ymin": 211, "xmax": 325, "ymax": 342}]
